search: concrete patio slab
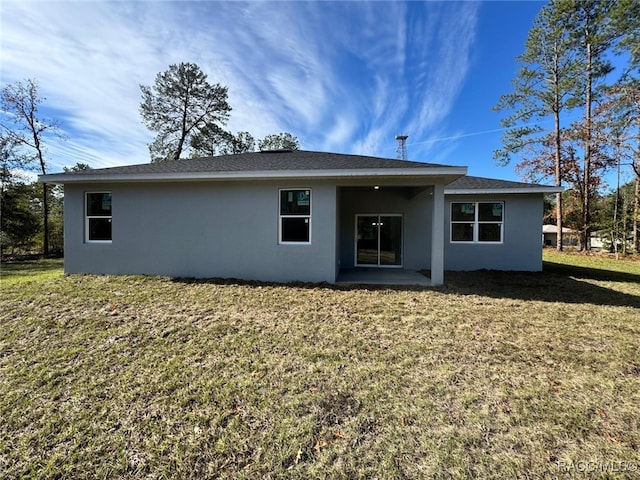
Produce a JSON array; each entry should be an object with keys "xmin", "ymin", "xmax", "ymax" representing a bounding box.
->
[{"xmin": 336, "ymin": 268, "xmax": 430, "ymax": 286}]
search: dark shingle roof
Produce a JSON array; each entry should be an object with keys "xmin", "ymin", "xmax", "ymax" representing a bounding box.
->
[
  {"xmin": 445, "ymin": 175, "xmax": 561, "ymax": 193},
  {"xmin": 39, "ymin": 150, "xmax": 560, "ymax": 193},
  {"xmin": 45, "ymin": 150, "xmax": 455, "ymax": 179}
]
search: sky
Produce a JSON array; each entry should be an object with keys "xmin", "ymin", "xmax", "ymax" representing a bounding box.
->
[{"xmin": 1, "ymin": 0, "xmax": 564, "ymax": 182}]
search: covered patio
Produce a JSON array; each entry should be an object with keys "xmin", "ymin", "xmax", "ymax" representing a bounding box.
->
[{"xmin": 336, "ymin": 181, "xmax": 448, "ymax": 285}]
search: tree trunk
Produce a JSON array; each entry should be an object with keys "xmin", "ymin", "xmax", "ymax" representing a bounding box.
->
[
  {"xmin": 34, "ymin": 130, "xmax": 49, "ymax": 255},
  {"xmin": 173, "ymin": 85, "xmax": 191, "ymax": 161},
  {"xmin": 554, "ymin": 107, "xmax": 563, "ymax": 251},
  {"xmin": 634, "ymin": 177, "xmax": 639, "ymax": 254},
  {"xmin": 173, "ymin": 136, "xmax": 185, "ymax": 161},
  {"xmin": 581, "ymin": 40, "xmax": 592, "ymax": 251},
  {"xmin": 42, "ymin": 182, "xmax": 49, "ymax": 256},
  {"xmin": 556, "ymin": 193, "xmax": 563, "ymax": 250},
  {"xmin": 622, "ymin": 191, "xmax": 628, "ymax": 256}
]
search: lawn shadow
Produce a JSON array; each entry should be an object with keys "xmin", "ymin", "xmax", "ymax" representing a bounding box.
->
[
  {"xmin": 542, "ymin": 260, "xmax": 640, "ymax": 283},
  {"xmin": 441, "ymin": 262, "xmax": 639, "ymax": 308},
  {"xmin": 173, "ymin": 262, "xmax": 639, "ymax": 308}
]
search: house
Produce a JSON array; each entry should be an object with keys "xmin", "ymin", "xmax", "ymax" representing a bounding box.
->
[
  {"xmin": 542, "ymin": 224, "xmax": 579, "ymax": 247},
  {"xmin": 39, "ymin": 150, "xmax": 562, "ymax": 285}
]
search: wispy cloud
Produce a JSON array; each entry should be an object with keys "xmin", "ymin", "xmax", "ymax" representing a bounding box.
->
[
  {"xmin": 404, "ymin": 2, "xmax": 480, "ymax": 161},
  {"xmin": 1, "ymin": 1, "xmax": 480, "ymax": 171},
  {"xmin": 1, "ymin": 1, "xmax": 158, "ymax": 168}
]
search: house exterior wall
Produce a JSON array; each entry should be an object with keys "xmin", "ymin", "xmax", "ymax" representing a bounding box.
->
[
  {"xmin": 543, "ymin": 230, "xmax": 579, "ymax": 247},
  {"xmin": 63, "ymin": 180, "xmax": 338, "ymax": 283},
  {"xmin": 338, "ymin": 187, "xmax": 433, "ymax": 270},
  {"xmin": 62, "ymin": 181, "xmax": 548, "ymax": 282},
  {"xmin": 444, "ymin": 193, "xmax": 544, "ymax": 271},
  {"xmin": 543, "ymin": 232, "xmax": 557, "ymax": 247}
]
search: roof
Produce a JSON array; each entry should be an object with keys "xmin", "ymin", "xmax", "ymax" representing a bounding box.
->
[
  {"xmin": 38, "ymin": 150, "xmax": 561, "ymax": 194},
  {"xmin": 39, "ymin": 150, "xmax": 466, "ymax": 184},
  {"xmin": 445, "ymin": 175, "xmax": 563, "ymax": 194}
]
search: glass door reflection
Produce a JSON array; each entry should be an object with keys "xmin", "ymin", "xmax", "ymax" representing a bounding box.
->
[{"xmin": 355, "ymin": 215, "xmax": 402, "ymax": 267}]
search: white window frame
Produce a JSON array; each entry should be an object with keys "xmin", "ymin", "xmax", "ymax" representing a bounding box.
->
[
  {"xmin": 278, "ymin": 188, "xmax": 311, "ymax": 245},
  {"xmin": 85, "ymin": 191, "xmax": 112, "ymax": 243},
  {"xmin": 450, "ymin": 201, "xmax": 504, "ymax": 244}
]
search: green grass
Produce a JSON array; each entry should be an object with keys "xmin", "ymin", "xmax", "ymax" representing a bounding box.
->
[
  {"xmin": 544, "ymin": 248, "xmax": 640, "ymax": 275},
  {"xmin": 0, "ymin": 258, "xmax": 64, "ymax": 282},
  {"xmin": 1, "ymin": 253, "xmax": 639, "ymax": 479}
]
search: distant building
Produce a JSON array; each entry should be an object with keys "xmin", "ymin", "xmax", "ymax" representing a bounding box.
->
[{"xmin": 542, "ymin": 224, "xmax": 578, "ymax": 247}]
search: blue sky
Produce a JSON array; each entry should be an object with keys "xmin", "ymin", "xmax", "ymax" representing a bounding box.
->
[{"xmin": 1, "ymin": 0, "xmax": 555, "ymax": 181}]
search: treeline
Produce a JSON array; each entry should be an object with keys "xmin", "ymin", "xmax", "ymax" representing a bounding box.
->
[
  {"xmin": 546, "ymin": 179, "xmax": 639, "ymax": 253},
  {"xmin": 0, "ymin": 174, "xmax": 63, "ymax": 257}
]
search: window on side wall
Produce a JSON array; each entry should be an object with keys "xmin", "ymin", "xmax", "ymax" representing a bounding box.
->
[
  {"xmin": 451, "ymin": 201, "xmax": 503, "ymax": 243},
  {"xmin": 279, "ymin": 189, "xmax": 311, "ymax": 244},
  {"xmin": 86, "ymin": 192, "xmax": 112, "ymax": 242}
]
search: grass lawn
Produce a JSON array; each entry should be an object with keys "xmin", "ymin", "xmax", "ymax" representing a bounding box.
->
[{"xmin": 1, "ymin": 252, "xmax": 639, "ymax": 479}]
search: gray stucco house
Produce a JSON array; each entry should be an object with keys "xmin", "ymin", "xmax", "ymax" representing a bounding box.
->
[{"xmin": 39, "ymin": 150, "xmax": 561, "ymax": 285}]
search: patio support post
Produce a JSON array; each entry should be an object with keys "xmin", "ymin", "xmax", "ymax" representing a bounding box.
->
[{"xmin": 431, "ymin": 183, "xmax": 445, "ymax": 285}]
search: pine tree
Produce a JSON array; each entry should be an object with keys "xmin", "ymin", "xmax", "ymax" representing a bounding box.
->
[
  {"xmin": 494, "ymin": 1, "xmax": 580, "ymax": 250},
  {"xmin": 140, "ymin": 63, "xmax": 231, "ymax": 162}
]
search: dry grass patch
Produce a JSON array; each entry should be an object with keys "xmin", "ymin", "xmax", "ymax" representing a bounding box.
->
[{"xmin": 1, "ymin": 254, "xmax": 639, "ymax": 478}]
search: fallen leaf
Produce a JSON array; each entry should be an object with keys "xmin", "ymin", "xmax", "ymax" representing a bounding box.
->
[
  {"xmin": 314, "ymin": 441, "xmax": 327, "ymax": 452},
  {"xmin": 605, "ymin": 431, "xmax": 620, "ymax": 443}
]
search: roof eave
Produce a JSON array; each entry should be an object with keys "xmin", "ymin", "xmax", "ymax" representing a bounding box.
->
[
  {"xmin": 39, "ymin": 166, "xmax": 468, "ymax": 184},
  {"xmin": 445, "ymin": 186, "xmax": 564, "ymax": 195}
]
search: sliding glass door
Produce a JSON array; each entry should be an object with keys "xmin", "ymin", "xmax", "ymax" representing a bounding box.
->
[{"xmin": 355, "ymin": 215, "xmax": 402, "ymax": 267}]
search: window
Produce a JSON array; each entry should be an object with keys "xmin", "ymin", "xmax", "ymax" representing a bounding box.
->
[
  {"xmin": 451, "ymin": 202, "xmax": 503, "ymax": 243},
  {"xmin": 279, "ymin": 189, "xmax": 311, "ymax": 243},
  {"xmin": 86, "ymin": 192, "xmax": 112, "ymax": 242}
]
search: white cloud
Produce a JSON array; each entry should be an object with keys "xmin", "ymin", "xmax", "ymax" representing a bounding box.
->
[
  {"xmin": 1, "ymin": 1, "xmax": 159, "ymax": 169},
  {"xmin": 1, "ymin": 1, "xmax": 480, "ymax": 171},
  {"xmin": 323, "ymin": 114, "xmax": 358, "ymax": 152},
  {"xmin": 406, "ymin": 2, "xmax": 480, "ymax": 139}
]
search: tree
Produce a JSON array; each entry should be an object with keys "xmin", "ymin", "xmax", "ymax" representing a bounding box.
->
[
  {"xmin": 493, "ymin": 1, "xmax": 580, "ymax": 250},
  {"xmin": 64, "ymin": 162, "xmax": 92, "ymax": 172},
  {"xmin": 592, "ymin": 181, "xmax": 636, "ymax": 253},
  {"xmin": 258, "ymin": 132, "xmax": 300, "ymax": 151},
  {"xmin": 592, "ymin": 78, "xmax": 640, "ymax": 252},
  {"xmin": 0, "ymin": 180, "xmax": 41, "ymax": 255},
  {"xmin": 0, "ymin": 135, "xmax": 17, "ymax": 186},
  {"xmin": 191, "ymin": 129, "xmax": 300, "ymax": 157},
  {"xmin": 226, "ymin": 131, "xmax": 257, "ymax": 154},
  {"xmin": 513, "ymin": 123, "xmax": 614, "ymax": 250},
  {"xmin": 566, "ymin": 0, "xmax": 622, "ymax": 249},
  {"xmin": 1, "ymin": 137, "xmax": 41, "ymax": 255},
  {"xmin": 140, "ymin": 62, "xmax": 231, "ymax": 162},
  {"xmin": 610, "ymin": 0, "xmax": 640, "ymax": 74},
  {"xmin": 494, "ymin": 0, "xmax": 638, "ymax": 251},
  {"xmin": 1, "ymin": 79, "xmax": 62, "ymax": 255},
  {"xmin": 190, "ymin": 127, "xmax": 256, "ymax": 157}
]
